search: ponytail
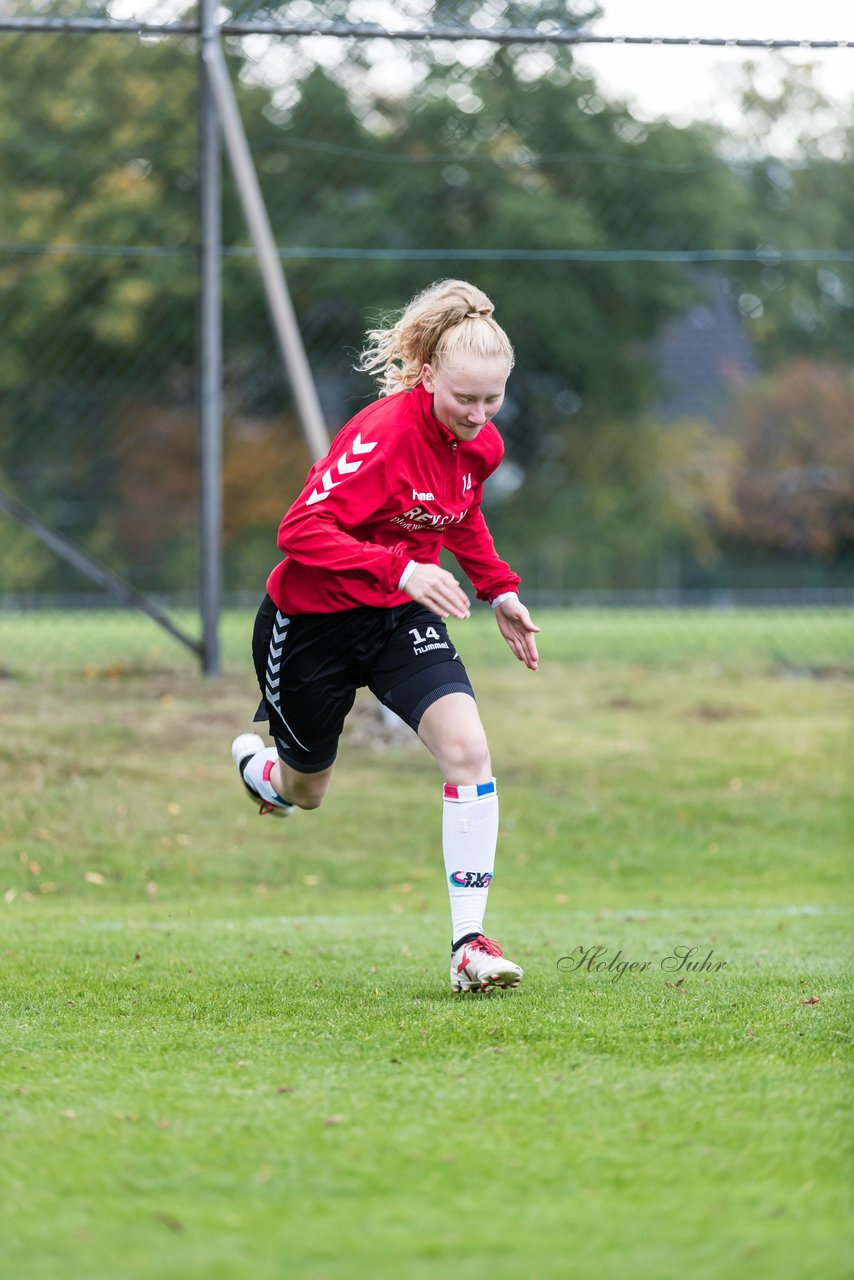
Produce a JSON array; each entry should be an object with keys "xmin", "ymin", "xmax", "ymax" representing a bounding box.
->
[{"xmin": 356, "ymin": 279, "xmax": 514, "ymax": 396}]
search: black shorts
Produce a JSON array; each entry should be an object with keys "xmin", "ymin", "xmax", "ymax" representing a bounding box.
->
[{"xmin": 251, "ymin": 595, "xmax": 475, "ymax": 773}]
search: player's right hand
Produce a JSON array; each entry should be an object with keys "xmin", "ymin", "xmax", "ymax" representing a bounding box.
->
[{"xmin": 403, "ymin": 564, "xmax": 471, "ymax": 620}]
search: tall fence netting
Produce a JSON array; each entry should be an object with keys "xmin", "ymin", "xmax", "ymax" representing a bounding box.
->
[{"xmin": 1, "ymin": 3, "xmax": 852, "ymax": 672}]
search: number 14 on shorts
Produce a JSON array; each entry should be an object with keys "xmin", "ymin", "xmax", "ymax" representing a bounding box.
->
[{"xmin": 409, "ymin": 625, "xmax": 450, "ymax": 657}]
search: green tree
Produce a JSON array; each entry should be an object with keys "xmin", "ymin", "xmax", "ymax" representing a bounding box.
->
[
  {"xmin": 247, "ymin": 47, "xmax": 752, "ymax": 456},
  {"xmin": 0, "ymin": 25, "xmax": 276, "ymax": 586},
  {"xmin": 1, "ymin": 16, "xmax": 851, "ymax": 593},
  {"xmin": 728, "ymin": 60, "xmax": 854, "ymax": 367}
]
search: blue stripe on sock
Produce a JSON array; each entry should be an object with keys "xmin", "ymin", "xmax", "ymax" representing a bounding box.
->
[{"xmin": 476, "ymin": 781, "xmax": 496, "ymax": 797}]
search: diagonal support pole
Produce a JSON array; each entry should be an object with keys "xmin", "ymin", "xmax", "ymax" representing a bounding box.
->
[
  {"xmin": 201, "ymin": 29, "xmax": 330, "ymax": 463},
  {"xmin": 0, "ymin": 487, "xmax": 203, "ymax": 659}
]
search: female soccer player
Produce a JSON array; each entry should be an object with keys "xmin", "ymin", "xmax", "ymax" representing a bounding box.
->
[{"xmin": 232, "ymin": 279, "xmax": 540, "ymax": 993}]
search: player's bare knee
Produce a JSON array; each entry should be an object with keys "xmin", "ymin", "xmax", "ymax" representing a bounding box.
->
[
  {"xmin": 286, "ymin": 776, "xmax": 328, "ymax": 810},
  {"xmin": 441, "ymin": 732, "xmax": 491, "ymax": 782},
  {"xmin": 272, "ymin": 760, "xmax": 332, "ymax": 810},
  {"xmin": 292, "ymin": 792, "xmax": 324, "ymax": 811}
]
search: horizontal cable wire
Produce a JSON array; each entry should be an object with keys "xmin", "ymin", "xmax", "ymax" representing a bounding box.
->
[
  {"xmin": 2, "ymin": 242, "xmax": 852, "ymax": 263},
  {"xmin": 0, "ymin": 134, "xmax": 763, "ymax": 174},
  {"xmin": 0, "ymin": 18, "xmax": 850, "ymax": 48}
]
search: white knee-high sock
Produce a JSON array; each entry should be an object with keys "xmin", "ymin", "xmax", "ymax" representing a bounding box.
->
[
  {"xmin": 443, "ymin": 779, "xmax": 498, "ymax": 947},
  {"xmin": 242, "ymin": 748, "xmax": 292, "ymax": 810}
]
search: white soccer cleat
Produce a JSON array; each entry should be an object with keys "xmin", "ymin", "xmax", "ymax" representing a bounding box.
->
[
  {"xmin": 232, "ymin": 732, "xmax": 266, "ymax": 771},
  {"xmin": 231, "ymin": 733, "xmax": 294, "ymax": 817},
  {"xmin": 450, "ymin": 935, "xmax": 523, "ymax": 993}
]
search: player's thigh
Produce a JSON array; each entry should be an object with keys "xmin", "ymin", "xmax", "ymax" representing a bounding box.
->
[
  {"xmin": 368, "ymin": 604, "xmax": 491, "ymax": 783},
  {"xmin": 417, "ymin": 692, "xmax": 492, "ymax": 784},
  {"xmin": 369, "ymin": 604, "xmax": 474, "ymax": 729}
]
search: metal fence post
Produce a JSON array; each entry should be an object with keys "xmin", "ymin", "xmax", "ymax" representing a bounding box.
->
[{"xmin": 199, "ymin": 0, "xmax": 223, "ymax": 676}]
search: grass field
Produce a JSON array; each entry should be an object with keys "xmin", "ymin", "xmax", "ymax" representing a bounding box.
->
[{"xmin": 1, "ymin": 608, "xmax": 852, "ymax": 1279}]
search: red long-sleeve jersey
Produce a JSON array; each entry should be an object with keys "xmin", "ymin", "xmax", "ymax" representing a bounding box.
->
[{"xmin": 266, "ymin": 382, "xmax": 521, "ymax": 614}]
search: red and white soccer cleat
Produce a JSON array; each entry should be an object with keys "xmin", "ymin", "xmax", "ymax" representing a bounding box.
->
[
  {"xmin": 231, "ymin": 733, "xmax": 294, "ymax": 817},
  {"xmin": 450, "ymin": 934, "xmax": 523, "ymax": 993}
]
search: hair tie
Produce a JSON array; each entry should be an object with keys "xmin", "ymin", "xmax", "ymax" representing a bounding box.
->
[{"xmin": 465, "ymin": 306, "xmax": 493, "ymax": 319}]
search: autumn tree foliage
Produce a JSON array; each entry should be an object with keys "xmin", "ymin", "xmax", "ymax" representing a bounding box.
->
[
  {"xmin": 111, "ymin": 402, "xmax": 311, "ymax": 589},
  {"xmin": 718, "ymin": 360, "xmax": 854, "ymax": 558}
]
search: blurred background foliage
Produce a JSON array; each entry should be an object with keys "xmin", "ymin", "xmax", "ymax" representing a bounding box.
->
[{"xmin": 1, "ymin": 1, "xmax": 852, "ymax": 596}]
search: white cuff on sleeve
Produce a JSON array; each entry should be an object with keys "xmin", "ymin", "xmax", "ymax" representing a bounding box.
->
[
  {"xmin": 491, "ymin": 592, "xmax": 517, "ymax": 610},
  {"xmin": 398, "ymin": 560, "xmax": 418, "ymax": 591}
]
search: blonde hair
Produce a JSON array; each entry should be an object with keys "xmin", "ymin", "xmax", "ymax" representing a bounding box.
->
[{"xmin": 356, "ymin": 279, "xmax": 515, "ymax": 396}]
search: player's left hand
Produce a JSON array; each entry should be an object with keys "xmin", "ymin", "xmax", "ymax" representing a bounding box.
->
[{"xmin": 494, "ymin": 596, "xmax": 540, "ymax": 670}]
